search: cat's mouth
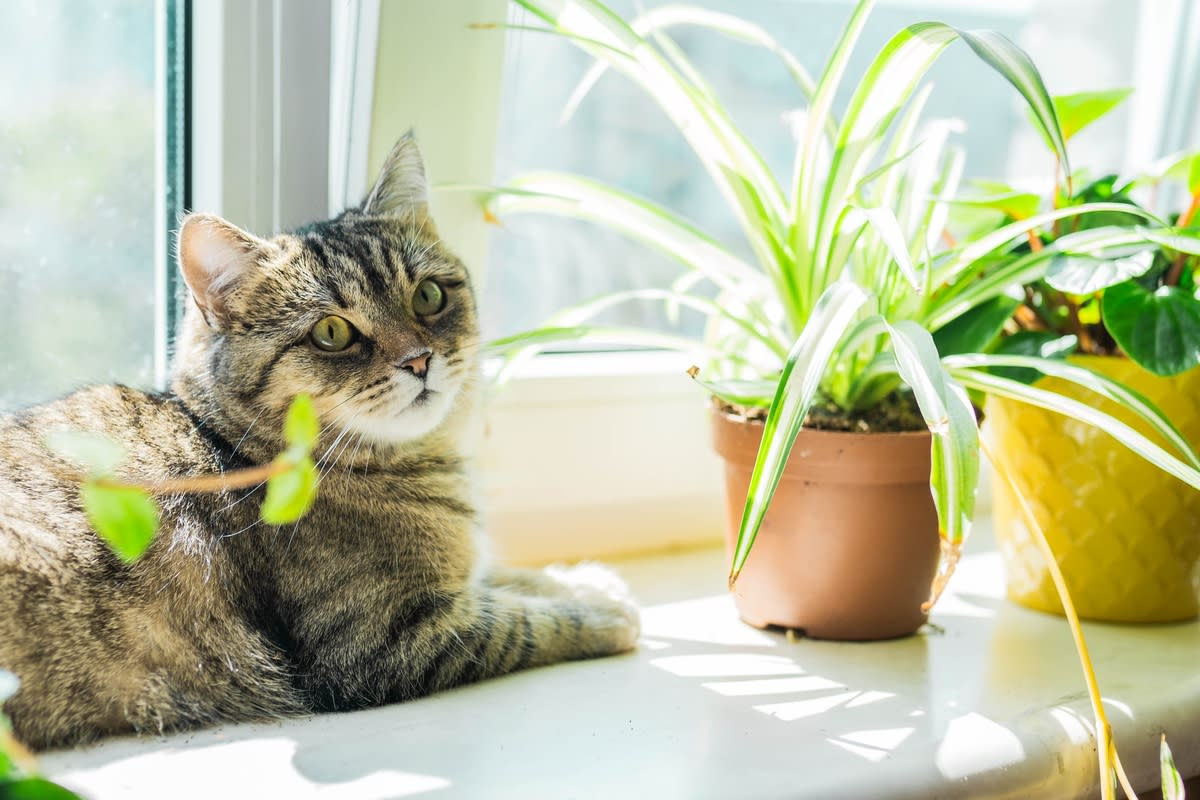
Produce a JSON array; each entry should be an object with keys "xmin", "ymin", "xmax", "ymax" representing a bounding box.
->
[{"xmin": 411, "ymin": 388, "xmax": 434, "ymax": 407}]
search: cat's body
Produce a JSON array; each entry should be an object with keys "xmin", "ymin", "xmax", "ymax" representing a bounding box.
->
[{"xmin": 0, "ymin": 135, "xmax": 639, "ymax": 750}]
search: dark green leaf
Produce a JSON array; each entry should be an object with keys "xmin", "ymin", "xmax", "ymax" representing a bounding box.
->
[
  {"xmin": 988, "ymin": 332, "xmax": 1078, "ymax": 383},
  {"xmin": 261, "ymin": 457, "xmax": 318, "ymax": 525},
  {"xmin": 283, "ymin": 394, "xmax": 319, "ymax": 455},
  {"xmin": 1026, "ymin": 88, "xmax": 1131, "ymax": 147},
  {"xmin": 43, "ymin": 431, "xmax": 126, "ymax": 477},
  {"xmin": 1103, "ymin": 282, "xmax": 1200, "ymax": 375},
  {"xmin": 1161, "ymin": 734, "xmax": 1185, "ymax": 800},
  {"xmin": 1044, "ymin": 248, "xmax": 1155, "ymax": 294},
  {"xmin": 932, "ymin": 294, "xmax": 1021, "ymax": 357},
  {"xmin": 0, "ymin": 777, "xmax": 84, "ymax": 800},
  {"xmin": 80, "ymin": 483, "xmax": 158, "ymax": 562}
]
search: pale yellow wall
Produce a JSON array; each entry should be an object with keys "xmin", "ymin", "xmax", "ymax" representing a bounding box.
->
[{"xmin": 366, "ymin": 0, "xmax": 507, "ymax": 283}]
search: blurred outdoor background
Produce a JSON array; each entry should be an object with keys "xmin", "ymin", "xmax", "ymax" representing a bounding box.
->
[{"xmin": 0, "ymin": 0, "xmax": 1169, "ymax": 409}]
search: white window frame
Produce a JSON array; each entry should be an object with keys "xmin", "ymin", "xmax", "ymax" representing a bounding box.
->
[{"xmin": 188, "ymin": 0, "xmax": 1200, "ymax": 566}]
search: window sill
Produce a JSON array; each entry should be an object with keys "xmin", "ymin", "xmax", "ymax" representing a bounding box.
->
[{"xmin": 41, "ymin": 521, "xmax": 1198, "ymax": 799}]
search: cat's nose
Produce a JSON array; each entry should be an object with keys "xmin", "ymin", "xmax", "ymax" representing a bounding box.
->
[{"xmin": 399, "ymin": 349, "xmax": 432, "ymax": 380}]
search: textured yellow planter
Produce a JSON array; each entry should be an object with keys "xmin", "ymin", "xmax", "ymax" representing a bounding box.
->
[{"xmin": 983, "ymin": 355, "xmax": 1200, "ymax": 622}]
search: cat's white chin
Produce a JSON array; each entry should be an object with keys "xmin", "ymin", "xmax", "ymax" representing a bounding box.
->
[{"xmin": 341, "ymin": 388, "xmax": 454, "ymax": 444}]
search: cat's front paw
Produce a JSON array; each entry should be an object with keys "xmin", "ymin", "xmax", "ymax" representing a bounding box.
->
[{"xmin": 547, "ymin": 562, "xmax": 640, "ymax": 654}]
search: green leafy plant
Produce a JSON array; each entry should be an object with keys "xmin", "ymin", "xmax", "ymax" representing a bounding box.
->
[
  {"xmin": 478, "ymin": 0, "xmax": 1200, "ymax": 600},
  {"xmin": 961, "ymin": 89, "xmax": 1200, "ymax": 376},
  {"xmin": 1, "ymin": 671, "xmax": 82, "ymax": 799},
  {"xmin": 45, "ymin": 393, "xmax": 321, "ymax": 563}
]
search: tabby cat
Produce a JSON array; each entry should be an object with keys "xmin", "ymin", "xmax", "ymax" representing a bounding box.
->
[{"xmin": 0, "ymin": 134, "xmax": 640, "ymax": 750}]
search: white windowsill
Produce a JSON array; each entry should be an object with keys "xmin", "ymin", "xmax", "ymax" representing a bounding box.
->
[{"xmin": 40, "ymin": 521, "xmax": 1198, "ymax": 799}]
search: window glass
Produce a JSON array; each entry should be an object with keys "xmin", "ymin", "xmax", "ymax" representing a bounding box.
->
[
  {"xmin": 0, "ymin": 0, "xmax": 158, "ymax": 410},
  {"xmin": 483, "ymin": 0, "xmax": 1147, "ymax": 341}
]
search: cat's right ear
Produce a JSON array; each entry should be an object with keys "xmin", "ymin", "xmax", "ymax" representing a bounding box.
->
[{"xmin": 178, "ymin": 214, "xmax": 274, "ymax": 328}]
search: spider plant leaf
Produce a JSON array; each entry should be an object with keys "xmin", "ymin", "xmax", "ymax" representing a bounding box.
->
[
  {"xmin": 561, "ymin": 5, "xmax": 822, "ymax": 129},
  {"xmin": 489, "ymin": 175, "xmax": 765, "ymax": 293},
  {"xmin": 1140, "ymin": 226, "xmax": 1200, "ymax": 256},
  {"xmin": 852, "ymin": 206, "xmax": 922, "ymax": 293},
  {"xmin": 513, "ymin": 0, "xmax": 789, "ymax": 263},
  {"xmin": 953, "ymin": 28, "xmax": 1070, "ymax": 182},
  {"xmin": 1102, "ymin": 282, "xmax": 1200, "ymax": 376},
  {"xmin": 729, "ymin": 281, "xmax": 872, "ymax": 585},
  {"xmin": 927, "ymin": 213, "xmax": 1165, "ymax": 329},
  {"xmin": 931, "ymin": 293, "xmax": 1020, "ymax": 357},
  {"xmin": 1025, "ymin": 88, "xmax": 1131, "ymax": 149},
  {"xmin": 792, "ymin": 0, "xmax": 874, "ymax": 248},
  {"xmin": 886, "ymin": 321, "xmax": 979, "ymax": 546},
  {"xmin": 1161, "ymin": 735, "xmax": 1185, "ymax": 800},
  {"xmin": 814, "ymin": 21, "xmax": 1067, "ymax": 296},
  {"xmin": 526, "ymin": 287, "xmax": 788, "ymax": 360},
  {"xmin": 951, "ymin": 367, "xmax": 1200, "ymax": 490},
  {"xmin": 945, "ymin": 353, "xmax": 1200, "ymax": 468},
  {"xmin": 982, "ymin": 331, "xmax": 1077, "ymax": 384},
  {"xmin": 1189, "ymin": 152, "xmax": 1200, "ymax": 195},
  {"xmin": 690, "ymin": 375, "xmax": 777, "ymax": 408},
  {"xmin": 488, "ymin": 325, "xmax": 711, "ymax": 359}
]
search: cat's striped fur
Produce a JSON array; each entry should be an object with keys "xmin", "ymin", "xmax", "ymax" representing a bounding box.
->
[{"xmin": 0, "ymin": 134, "xmax": 639, "ymax": 750}]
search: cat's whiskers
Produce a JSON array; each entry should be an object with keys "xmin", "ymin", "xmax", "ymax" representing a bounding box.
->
[{"xmin": 231, "ymin": 405, "xmax": 268, "ymax": 459}]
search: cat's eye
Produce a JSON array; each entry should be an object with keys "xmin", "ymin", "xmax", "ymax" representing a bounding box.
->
[
  {"xmin": 413, "ymin": 279, "xmax": 447, "ymax": 316},
  {"xmin": 309, "ymin": 315, "xmax": 356, "ymax": 352}
]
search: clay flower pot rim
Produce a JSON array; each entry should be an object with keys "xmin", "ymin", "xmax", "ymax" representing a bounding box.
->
[{"xmin": 714, "ymin": 408, "xmax": 932, "ymax": 440}]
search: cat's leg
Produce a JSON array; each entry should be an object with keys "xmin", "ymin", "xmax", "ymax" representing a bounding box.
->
[
  {"xmin": 486, "ymin": 562, "xmax": 634, "ymax": 604},
  {"xmin": 298, "ymin": 580, "xmax": 639, "ymax": 709}
]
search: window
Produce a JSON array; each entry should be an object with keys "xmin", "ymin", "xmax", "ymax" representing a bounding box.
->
[
  {"xmin": 5, "ymin": 1, "xmax": 1198, "ymax": 563},
  {"xmin": 0, "ymin": 0, "xmax": 187, "ymax": 411}
]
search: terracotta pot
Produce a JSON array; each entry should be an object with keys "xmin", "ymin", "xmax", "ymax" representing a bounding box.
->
[
  {"xmin": 711, "ymin": 408, "xmax": 940, "ymax": 640},
  {"xmin": 984, "ymin": 355, "xmax": 1200, "ymax": 623}
]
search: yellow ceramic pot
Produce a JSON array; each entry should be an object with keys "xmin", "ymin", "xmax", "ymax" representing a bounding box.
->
[{"xmin": 983, "ymin": 355, "xmax": 1200, "ymax": 622}]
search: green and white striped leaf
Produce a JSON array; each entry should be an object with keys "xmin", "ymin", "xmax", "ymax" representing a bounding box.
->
[
  {"xmin": 560, "ymin": 5, "xmax": 821, "ymax": 127},
  {"xmin": 887, "ymin": 321, "xmax": 979, "ymax": 545},
  {"xmin": 852, "ymin": 206, "xmax": 923, "ymax": 293},
  {"xmin": 690, "ymin": 375, "xmax": 777, "ymax": 408},
  {"xmin": 951, "ymin": 367, "xmax": 1200, "ymax": 490},
  {"xmin": 729, "ymin": 281, "xmax": 872, "ymax": 584},
  {"xmin": 944, "ymin": 353, "xmax": 1200, "ymax": 468},
  {"xmin": 488, "ymin": 174, "xmax": 765, "ymax": 294}
]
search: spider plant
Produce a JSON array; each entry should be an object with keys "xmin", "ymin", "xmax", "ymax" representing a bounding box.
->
[{"xmin": 480, "ymin": 0, "xmax": 1200, "ymax": 595}]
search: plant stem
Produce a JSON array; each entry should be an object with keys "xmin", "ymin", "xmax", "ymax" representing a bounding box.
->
[
  {"xmin": 1, "ymin": 726, "xmax": 38, "ymax": 776},
  {"xmin": 981, "ymin": 439, "xmax": 1121, "ymax": 800},
  {"xmin": 57, "ymin": 461, "xmax": 287, "ymax": 497},
  {"xmin": 1165, "ymin": 192, "xmax": 1199, "ymax": 286}
]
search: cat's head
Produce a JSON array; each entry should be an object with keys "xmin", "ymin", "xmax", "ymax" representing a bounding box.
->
[{"xmin": 173, "ymin": 133, "xmax": 478, "ymax": 452}]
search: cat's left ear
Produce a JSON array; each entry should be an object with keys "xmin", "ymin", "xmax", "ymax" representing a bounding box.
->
[
  {"xmin": 177, "ymin": 213, "xmax": 277, "ymax": 328},
  {"xmin": 360, "ymin": 130, "xmax": 434, "ymax": 228}
]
